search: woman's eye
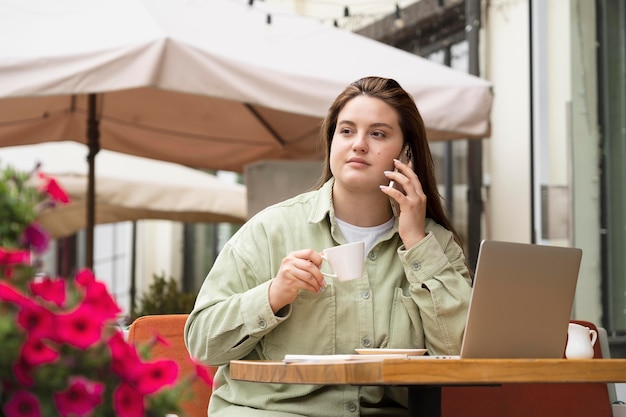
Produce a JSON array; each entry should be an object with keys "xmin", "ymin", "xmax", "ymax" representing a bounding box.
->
[
  {"xmin": 371, "ymin": 131, "xmax": 386, "ymax": 138},
  {"xmin": 339, "ymin": 127, "xmax": 353, "ymax": 135}
]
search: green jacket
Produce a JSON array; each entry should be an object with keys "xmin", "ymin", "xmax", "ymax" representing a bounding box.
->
[{"xmin": 185, "ymin": 179, "xmax": 472, "ymax": 416}]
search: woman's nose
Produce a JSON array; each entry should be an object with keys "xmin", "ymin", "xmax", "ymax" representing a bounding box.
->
[{"xmin": 352, "ymin": 134, "xmax": 368, "ymax": 152}]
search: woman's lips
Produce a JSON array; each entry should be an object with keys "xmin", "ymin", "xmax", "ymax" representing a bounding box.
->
[{"xmin": 347, "ymin": 157, "xmax": 369, "ymax": 166}]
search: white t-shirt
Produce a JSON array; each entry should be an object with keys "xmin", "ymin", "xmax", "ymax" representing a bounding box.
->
[{"xmin": 335, "ymin": 217, "xmax": 394, "ymax": 257}]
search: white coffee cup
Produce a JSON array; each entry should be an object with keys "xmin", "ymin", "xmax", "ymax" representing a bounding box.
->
[{"xmin": 320, "ymin": 241, "xmax": 365, "ymax": 282}]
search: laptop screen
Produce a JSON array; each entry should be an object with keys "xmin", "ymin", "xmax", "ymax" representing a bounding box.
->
[{"xmin": 459, "ymin": 240, "xmax": 582, "ymax": 359}]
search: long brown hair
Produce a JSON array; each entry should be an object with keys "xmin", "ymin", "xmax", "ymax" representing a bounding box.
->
[{"xmin": 316, "ymin": 76, "xmax": 465, "ymax": 249}]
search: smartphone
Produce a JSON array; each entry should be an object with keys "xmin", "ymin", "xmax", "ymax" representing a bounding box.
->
[{"xmin": 388, "ymin": 145, "xmax": 412, "ymax": 216}]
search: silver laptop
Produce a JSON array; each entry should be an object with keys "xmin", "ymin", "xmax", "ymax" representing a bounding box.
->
[{"xmin": 457, "ymin": 240, "xmax": 582, "ymax": 359}]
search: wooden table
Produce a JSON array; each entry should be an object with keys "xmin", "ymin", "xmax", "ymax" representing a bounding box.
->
[{"xmin": 230, "ymin": 358, "xmax": 626, "ymax": 417}]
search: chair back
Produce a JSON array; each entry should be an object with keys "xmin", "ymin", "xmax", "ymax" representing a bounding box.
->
[
  {"xmin": 442, "ymin": 320, "xmax": 612, "ymax": 417},
  {"xmin": 127, "ymin": 314, "xmax": 216, "ymax": 417}
]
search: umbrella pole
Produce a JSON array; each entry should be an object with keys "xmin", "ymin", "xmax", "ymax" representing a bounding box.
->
[
  {"xmin": 130, "ymin": 221, "xmax": 137, "ymax": 319},
  {"xmin": 86, "ymin": 93, "xmax": 100, "ymax": 270}
]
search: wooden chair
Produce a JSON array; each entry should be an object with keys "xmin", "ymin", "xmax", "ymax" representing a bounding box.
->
[
  {"xmin": 441, "ymin": 320, "xmax": 613, "ymax": 417},
  {"xmin": 127, "ymin": 314, "xmax": 217, "ymax": 417}
]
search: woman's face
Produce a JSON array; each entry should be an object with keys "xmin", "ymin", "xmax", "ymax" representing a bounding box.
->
[{"xmin": 330, "ymin": 95, "xmax": 404, "ymax": 194}]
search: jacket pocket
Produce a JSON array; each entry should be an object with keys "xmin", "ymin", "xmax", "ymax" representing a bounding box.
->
[{"xmin": 387, "ymin": 287, "xmax": 424, "ymax": 348}]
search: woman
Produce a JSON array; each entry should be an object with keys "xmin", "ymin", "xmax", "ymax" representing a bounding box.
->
[{"xmin": 185, "ymin": 76, "xmax": 472, "ymax": 416}]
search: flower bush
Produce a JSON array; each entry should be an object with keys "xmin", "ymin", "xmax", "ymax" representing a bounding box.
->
[{"xmin": 0, "ymin": 164, "xmax": 212, "ymax": 417}]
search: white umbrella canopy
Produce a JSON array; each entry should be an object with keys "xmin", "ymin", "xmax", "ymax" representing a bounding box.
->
[
  {"xmin": 0, "ymin": 0, "xmax": 493, "ymax": 175},
  {"xmin": 0, "ymin": 142, "xmax": 247, "ymax": 238},
  {"xmin": 0, "ymin": 0, "xmax": 493, "ymax": 266}
]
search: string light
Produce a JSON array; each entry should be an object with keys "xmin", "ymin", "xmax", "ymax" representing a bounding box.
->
[
  {"xmin": 241, "ymin": 0, "xmax": 419, "ymax": 30},
  {"xmin": 394, "ymin": 3, "xmax": 404, "ymax": 29}
]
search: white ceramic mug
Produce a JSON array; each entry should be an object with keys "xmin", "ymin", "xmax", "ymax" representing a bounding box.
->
[
  {"xmin": 320, "ymin": 241, "xmax": 365, "ymax": 282},
  {"xmin": 565, "ymin": 323, "xmax": 597, "ymax": 359}
]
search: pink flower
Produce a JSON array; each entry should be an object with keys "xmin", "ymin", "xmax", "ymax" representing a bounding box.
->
[
  {"xmin": 191, "ymin": 359, "xmax": 215, "ymax": 386},
  {"xmin": 37, "ymin": 172, "xmax": 70, "ymax": 203},
  {"xmin": 15, "ymin": 300, "xmax": 56, "ymax": 340},
  {"xmin": 0, "ymin": 170, "xmax": 192, "ymax": 416},
  {"xmin": 19, "ymin": 224, "xmax": 49, "ymax": 254},
  {"xmin": 29, "ymin": 276, "xmax": 66, "ymax": 307},
  {"xmin": 75, "ymin": 269, "xmax": 121, "ymax": 320},
  {"xmin": 56, "ymin": 303, "xmax": 103, "ymax": 349},
  {"xmin": 0, "ymin": 247, "xmax": 30, "ymax": 265},
  {"xmin": 136, "ymin": 359, "xmax": 178, "ymax": 394},
  {"xmin": 155, "ymin": 333, "xmax": 170, "ymax": 347},
  {"xmin": 0, "ymin": 282, "xmax": 30, "ymax": 306},
  {"xmin": 53, "ymin": 377, "xmax": 104, "ymax": 417},
  {"xmin": 75, "ymin": 268, "xmax": 95, "ymax": 286},
  {"xmin": 113, "ymin": 382, "xmax": 145, "ymax": 417},
  {"xmin": 3, "ymin": 390, "xmax": 42, "ymax": 417},
  {"xmin": 13, "ymin": 358, "xmax": 34, "ymax": 387},
  {"xmin": 20, "ymin": 337, "xmax": 59, "ymax": 366},
  {"xmin": 82, "ymin": 280, "xmax": 121, "ymax": 320},
  {"xmin": 108, "ymin": 332, "xmax": 142, "ymax": 382}
]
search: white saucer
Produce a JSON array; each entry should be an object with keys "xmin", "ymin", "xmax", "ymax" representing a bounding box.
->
[{"xmin": 355, "ymin": 348, "xmax": 428, "ymax": 356}]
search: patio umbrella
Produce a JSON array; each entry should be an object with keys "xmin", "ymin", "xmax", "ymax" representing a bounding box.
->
[
  {"xmin": 0, "ymin": 0, "xmax": 494, "ymax": 266},
  {"xmin": 0, "ymin": 141, "xmax": 247, "ymax": 238}
]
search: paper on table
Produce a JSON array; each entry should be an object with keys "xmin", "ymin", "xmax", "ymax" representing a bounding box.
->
[{"xmin": 283, "ymin": 354, "xmax": 408, "ymax": 363}]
